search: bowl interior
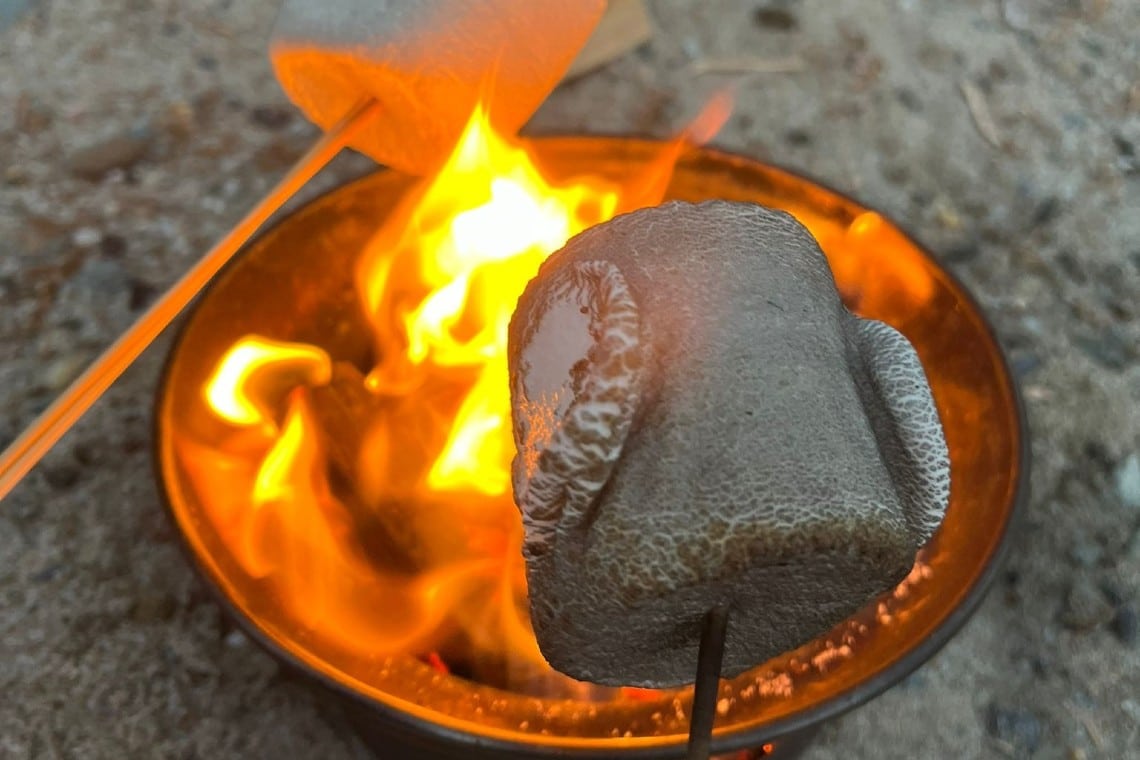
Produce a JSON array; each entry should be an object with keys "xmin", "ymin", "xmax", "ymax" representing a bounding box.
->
[{"xmin": 155, "ymin": 137, "xmax": 1024, "ymax": 756}]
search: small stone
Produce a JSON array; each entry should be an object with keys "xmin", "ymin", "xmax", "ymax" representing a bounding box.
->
[
  {"xmin": 128, "ymin": 278, "xmax": 158, "ymax": 311},
  {"xmin": 71, "ymin": 227, "xmax": 101, "ymax": 248},
  {"xmin": 1056, "ymin": 250, "xmax": 1087, "ymax": 283},
  {"xmin": 1111, "ymin": 603, "xmax": 1137, "ymax": 646},
  {"xmin": 1115, "ymin": 453, "xmax": 1140, "ymax": 508},
  {"xmin": 132, "ymin": 591, "xmax": 176, "ymax": 623},
  {"xmin": 1061, "ymin": 579, "xmax": 1115, "ymax": 630},
  {"xmin": 785, "ymin": 128, "xmax": 812, "ymax": 146},
  {"xmin": 224, "ymin": 629, "xmax": 248, "ymax": 648},
  {"xmin": 933, "ymin": 197, "xmax": 962, "ymax": 230},
  {"xmin": 159, "ymin": 100, "xmax": 195, "ymax": 141},
  {"xmin": 986, "ymin": 704, "xmax": 1043, "ymax": 756},
  {"xmin": 1001, "ymin": 0, "xmax": 1033, "ymax": 31},
  {"xmin": 30, "ymin": 564, "xmax": 63, "ymax": 584},
  {"xmin": 250, "ymin": 104, "xmax": 294, "ymax": 130},
  {"xmin": 99, "ymin": 233, "xmax": 127, "ymax": 258},
  {"xmin": 1010, "ymin": 351, "xmax": 1043, "ymax": 379},
  {"xmin": 895, "ymin": 87, "xmax": 923, "ymax": 112},
  {"xmin": 4, "ymin": 164, "xmax": 29, "ymax": 185},
  {"xmin": 44, "ymin": 353, "xmax": 90, "ymax": 392},
  {"xmin": 41, "ymin": 460, "xmax": 80, "ymax": 490},
  {"xmin": 1032, "ymin": 196, "xmax": 1060, "ymax": 227},
  {"xmin": 254, "ymin": 138, "xmax": 301, "ymax": 172},
  {"xmin": 754, "ymin": 7, "xmax": 798, "ymax": 31},
  {"xmin": 1083, "ymin": 440, "xmax": 1113, "ymax": 473},
  {"xmin": 66, "ymin": 130, "xmax": 152, "ymax": 180},
  {"xmin": 14, "ymin": 91, "xmax": 52, "ymax": 133},
  {"xmin": 1066, "ymin": 539, "xmax": 1103, "ymax": 569},
  {"xmin": 943, "ymin": 241, "xmax": 981, "ymax": 264}
]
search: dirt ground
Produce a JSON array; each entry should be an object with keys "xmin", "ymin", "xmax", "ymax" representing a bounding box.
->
[{"xmin": 1, "ymin": 1, "xmax": 1138, "ymax": 758}]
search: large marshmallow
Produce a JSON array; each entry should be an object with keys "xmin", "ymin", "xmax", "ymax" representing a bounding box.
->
[{"xmin": 508, "ymin": 201, "xmax": 950, "ymax": 687}]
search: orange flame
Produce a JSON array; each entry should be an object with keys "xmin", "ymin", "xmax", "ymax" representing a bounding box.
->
[
  {"xmin": 357, "ymin": 104, "xmax": 622, "ymax": 495},
  {"xmin": 190, "ymin": 99, "xmax": 729, "ymax": 691}
]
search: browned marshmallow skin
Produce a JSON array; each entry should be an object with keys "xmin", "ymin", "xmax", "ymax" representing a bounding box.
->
[{"xmin": 508, "ymin": 201, "xmax": 949, "ymax": 687}]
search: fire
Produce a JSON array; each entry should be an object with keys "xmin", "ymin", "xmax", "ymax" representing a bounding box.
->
[
  {"xmin": 357, "ymin": 105, "xmax": 621, "ymax": 495},
  {"xmin": 203, "ymin": 336, "xmax": 331, "ymax": 429},
  {"xmin": 188, "ymin": 101, "xmax": 724, "ymax": 693}
]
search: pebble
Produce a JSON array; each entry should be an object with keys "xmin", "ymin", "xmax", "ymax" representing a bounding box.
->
[
  {"xmin": 128, "ymin": 279, "xmax": 157, "ymax": 312},
  {"xmin": 43, "ymin": 353, "xmax": 90, "ymax": 392},
  {"xmin": 1111, "ymin": 603, "xmax": 1137, "ymax": 646},
  {"xmin": 132, "ymin": 591, "xmax": 176, "ymax": 623},
  {"xmin": 41, "ymin": 460, "xmax": 80, "ymax": 490},
  {"xmin": 71, "ymin": 227, "xmax": 101, "ymax": 248},
  {"xmin": 754, "ymin": 8, "xmax": 798, "ymax": 31},
  {"xmin": 986, "ymin": 704, "xmax": 1043, "ymax": 756},
  {"xmin": 66, "ymin": 130, "xmax": 153, "ymax": 180},
  {"xmin": 1066, "ymin": 539, "xmax": 1103, "ymax": 569},
  {"xmin": 1000, "ymin": 0, "xmax": 1034, "ymax": 31},
  {"xmin": 249, "ymin": 104, "xmax": 294, "ymax": 131},
  {"xmin": 895, "ymin": 87, "xmax": 923, "ymax": 112},
  {"xmin": 1115, "ymin": 453, "xmax": 1140, "ymax": 509},
  {"xmin": 1031, "ymin": 196, "xmax": 1060, "ymax": 227},
  {"xmin": 1061, "ymin": 579, "xmax": 1115, "ymax": 631},
  {"xmin": 159, "ymin": 100, "xmax": 194, "ymax": 141},
  {"xmin": 785, "ymin": 128, "xmax": 812, "ymax": 147},
  {"xmin": 1011, "ymin": 350, "xmax": 1043, "ymax": 379},
  {"xmin": 4, "ymin": 164, "xmax": 30, "ymax": 185},
  {"xmin": 99, "ymin": 233, "xmax": 127, "ymax": 258},
  {"xmin": 943, "ymin": 241, "xmax": 981, "ymax": 264},
  {"xmin": 224, "ymin": 629, "xmax": 248, "ymax": 648}
]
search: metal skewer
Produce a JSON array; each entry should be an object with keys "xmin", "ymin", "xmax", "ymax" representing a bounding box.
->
[
  {"xmin": 686, "ymin": 606, "xmax": 730, "ymax": 760},
  {"xmin": 0, "ymin": 98, "xmax": 381, "ymax": 503}
]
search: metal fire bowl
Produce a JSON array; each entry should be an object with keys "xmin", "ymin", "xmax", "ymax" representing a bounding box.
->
[{"xmin": 155, "ymin": 137, "xmax": 1027, "ymax": 759}]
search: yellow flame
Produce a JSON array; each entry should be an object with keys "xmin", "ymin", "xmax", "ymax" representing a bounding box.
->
[
  {"xmin": 358, "ymin": 105, "xmax": 621, "ymax": 494},
  {"xmin": 253, "ymin": 392, "xmax": 314, "ymax": 506},
  {"xmin": 204, "ymin": 337, "xmax": 331, "ymax": 427}
]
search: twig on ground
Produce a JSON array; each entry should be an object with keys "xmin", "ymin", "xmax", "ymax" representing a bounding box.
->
[
  {"xmin": 688, "ymin": 55, "xmax": 806, "ymax": 77},
  {"xmin": 960, "ymin": 80, "xmax": 1003, "ymax": 149}
]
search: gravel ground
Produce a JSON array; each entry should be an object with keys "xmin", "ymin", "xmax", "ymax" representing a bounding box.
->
[{"xmin": 2, "ymin": 1, "xmax": 1138, "ymax": 758}]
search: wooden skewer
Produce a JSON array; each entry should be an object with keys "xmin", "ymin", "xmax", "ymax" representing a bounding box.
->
[
  {"xmin": 686, "ymin": 606, "xmax": 730, "ymax": 760},
  {"xmin": 0, "ymin": 99, "xmax": 381, "ymax": 503}
]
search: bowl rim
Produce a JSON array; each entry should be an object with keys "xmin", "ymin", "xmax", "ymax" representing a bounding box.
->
[{"xmin": 151, "ymin": 135, "xmax": 1029, "ymax": 757}]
